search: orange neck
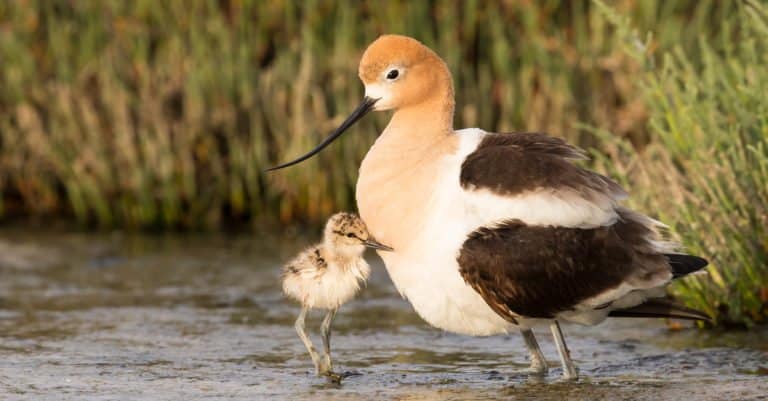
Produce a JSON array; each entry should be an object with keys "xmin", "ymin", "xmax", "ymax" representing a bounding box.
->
[{"xmin": 356, "ymin": 95, "xmax": 457, "ymax": 251}]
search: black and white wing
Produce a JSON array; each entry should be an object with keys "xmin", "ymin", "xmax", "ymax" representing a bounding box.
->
[{"xmin": 455, "ymin": 131, "xmax": 707, "ymax": 324}]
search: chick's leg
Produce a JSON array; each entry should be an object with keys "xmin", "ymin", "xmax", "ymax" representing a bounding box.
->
[
  {"xmin": 294, "ymin": 307, "xmax": 322, "ymax": 374},
  {"xmin": 319, "ymin": 308, "xmax": 342, "ymax": 383}
]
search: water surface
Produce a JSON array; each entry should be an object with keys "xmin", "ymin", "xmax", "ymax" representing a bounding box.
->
[{"xmin": 0, "ymin": 229, "xmax": 765, "ymax": 400}]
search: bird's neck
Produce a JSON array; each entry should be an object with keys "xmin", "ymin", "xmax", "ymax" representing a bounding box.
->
[
  {"xmin": 356, "ymin": 97, "xmax": 458, "ymax": 251},
  {"xmin": 368, "ymin": 94, "xmax": 456, "ymax": 161},
  {"xmin": 387, "ymin": 83, "xmax": 455, "ymax": 142}
]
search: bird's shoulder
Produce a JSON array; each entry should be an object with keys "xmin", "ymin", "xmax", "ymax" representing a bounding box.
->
[
  {"xmin": 454, "ymin": 131, "xmax": 626, "ymax": 229},
  {"xmin": 459, "ymin": 131, "xmax": 626, "ymax": 200}
]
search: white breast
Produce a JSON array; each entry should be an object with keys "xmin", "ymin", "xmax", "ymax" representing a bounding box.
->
[{"xmin": 374, "ymin": 129, "xmax": 516, "ymax": 336}]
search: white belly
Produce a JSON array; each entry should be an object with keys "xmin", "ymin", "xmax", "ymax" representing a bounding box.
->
[
  {"xmin": 359, "ymin": 129, "xmax": 516, "ymax": 336},
  {"xmin": 379, "ymin": 247, "xmax": 514, "ymax": 336},
  {"xmin": 376, "ymin": 141, "xmax": 516, "ymax": 336}
]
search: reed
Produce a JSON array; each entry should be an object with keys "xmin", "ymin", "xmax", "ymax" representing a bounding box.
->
[
  {"xmin": 0, "ymin": 0, "xmax": 732, "ymax": 228},
  {"xmin": 593, "ymin": 0, "xmax": 768, "ymax": 326}
]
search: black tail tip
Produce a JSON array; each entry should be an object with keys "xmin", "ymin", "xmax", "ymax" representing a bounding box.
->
[{"xmin": 666, "ymin": 253, "xmax": 708, "ymax": 278}]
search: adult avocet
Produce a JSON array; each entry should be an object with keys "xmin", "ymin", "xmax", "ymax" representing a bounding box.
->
[{"xmin": 269, "ymin": 35, "xmax": 708, "ymax": 379}]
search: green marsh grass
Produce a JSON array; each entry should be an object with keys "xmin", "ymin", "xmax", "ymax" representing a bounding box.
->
[
  {"xmin": 0, "ymin": 0, "xmax": 733, "ymax": 228},
  {"xmin": 593, "ymin": 0, "xmax": 767, "ymax": 326}
]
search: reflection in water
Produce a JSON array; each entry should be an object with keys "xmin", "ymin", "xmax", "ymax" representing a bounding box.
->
[{"xmin": 0, "ymin": 229, "xmax": 766, "ymax": 400}]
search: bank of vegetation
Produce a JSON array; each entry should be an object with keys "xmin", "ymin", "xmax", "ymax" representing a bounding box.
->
[{"xmin": 0, "ymin": 1, "xmax": 764, "ymax": 325}]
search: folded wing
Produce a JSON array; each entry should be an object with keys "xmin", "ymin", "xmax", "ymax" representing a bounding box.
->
[
  {"xmin": 456, "ymin": 131, "xmax": 708, "ymax": 324},
  {"xmin": 459, "ymin": 132, "xmax": 627, "ymax": 229}
]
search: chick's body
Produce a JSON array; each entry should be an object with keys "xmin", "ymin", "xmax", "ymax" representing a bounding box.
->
[
  {"xmin": 282, "ymin": 243, "xmax": 370, "ymax": 310},
  {"xmin": 281, "ymin": 212, "xmax": 390, "ymax": 382}
]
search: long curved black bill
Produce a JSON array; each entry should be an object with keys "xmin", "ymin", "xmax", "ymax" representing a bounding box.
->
[{"xmin": 265, "ymin": 97, "xmax": 379, "ymax": 172}]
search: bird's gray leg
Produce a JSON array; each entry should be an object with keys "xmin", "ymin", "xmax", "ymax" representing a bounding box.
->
[
  {"xmin": 294, "ymin": 307, "xmax": 323, "ymax": 375},
  {"xmin": 521, "ymin": 328, "xmax": 548, "ymax": 375},
  {"xmin": 550, "ymin": 321, "xmax": 578, "ymax": 380},
  {"xmin": 320, "ymin": 308, "xmax": 337, "ymax": 373}
]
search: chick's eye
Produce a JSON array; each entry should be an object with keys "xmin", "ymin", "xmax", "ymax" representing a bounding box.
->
[
  {"xmin": 386, "ymin": 69, "xmax": 399, "ymax": 80},
  {"xmin": 346, "ymin": 233, "xmax": 356, "ymax": 238}
]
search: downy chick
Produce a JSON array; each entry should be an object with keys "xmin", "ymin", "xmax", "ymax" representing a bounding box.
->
[{"xmin": 282, "ymin": 212, "xmax": 392, "ymax": 382}]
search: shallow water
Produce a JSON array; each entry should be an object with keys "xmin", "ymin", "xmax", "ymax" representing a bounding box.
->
[{"xmin": 0, "ymin": 229, "xmax": 765, "ymax": 401}]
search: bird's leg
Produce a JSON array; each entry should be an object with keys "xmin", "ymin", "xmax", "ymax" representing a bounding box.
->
[
  {"xmin": 320, "ymin": 308, "xmax": 337, "ymax": 373},
  {"xmin": 550, "ymin": 321, "xmax": 578, "ymax": 380},
  {"xmin": 294, "ymin": 307, "xmax": 323, "ymax": 375},
  {"xmin": 521, "ymin": 328, "xmax": 548, "ymax": 375}
]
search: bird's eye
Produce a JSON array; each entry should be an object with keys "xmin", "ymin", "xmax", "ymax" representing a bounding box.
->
[
  {"xmin": 346, "ymin": 233, "xmax": 356, "ymax": 238},
  {"xmin": 386, "ymin": 69, "xmax": 399, "ymax": 80}
]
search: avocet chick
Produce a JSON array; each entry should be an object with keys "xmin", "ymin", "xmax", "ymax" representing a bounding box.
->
[{"xmin": 283, "ymin": 212, "xmax": 392, "ymax": 382}]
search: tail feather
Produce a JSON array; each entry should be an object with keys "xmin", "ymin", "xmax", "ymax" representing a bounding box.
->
[
  {"xmin": 608, "ymin": 298, "xmax": 711, "ymax": 322},
  {"xmin": 665, "ymin": 253, "xmax": 708, "ymax": 278}
]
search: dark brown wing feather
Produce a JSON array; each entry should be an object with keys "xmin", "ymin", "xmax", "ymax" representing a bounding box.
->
[
  {"xmin": 459, "ymin": 220, "xmax": 630, "ymax": 320},
  {"xmin": 457, "ymin": 213, "xmax": 676, "ymax": 321},
  {"xmin": 460, "ymin": 132, "xmax": 626, "ymax": 200}
]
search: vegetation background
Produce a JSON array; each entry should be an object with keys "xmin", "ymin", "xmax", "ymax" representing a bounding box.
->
[{"xmin": 0, "ymin": 0, "xmax": 765, "ymax": 326}]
